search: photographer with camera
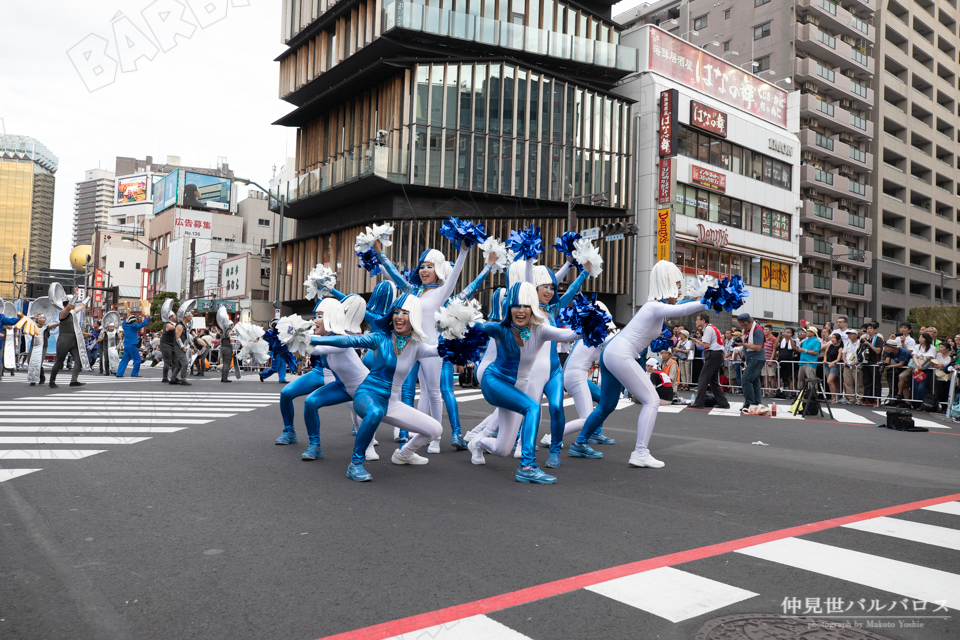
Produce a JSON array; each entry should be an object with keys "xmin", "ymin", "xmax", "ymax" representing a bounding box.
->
[
  {"xmin": 841, "ymin": 328, "xmax": 861, "ymax": 403},
  {"xmin": 737, "ymin": 313, "xmax": 766, "ymax": 413},
  {"xmin": 858, "ymin": 322, "xmax": 884, "ymax": 405},
  {"xmin": 881, "ymin": 339, "xmax": 912, "ymax": 406}
]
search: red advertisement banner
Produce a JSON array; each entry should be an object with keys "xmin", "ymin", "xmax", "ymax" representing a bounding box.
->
[
  {"xmin": 690, "ymin": 100, "xmax": 728, "ymax": 138},
  {"xmin": 648, "ymin": 28, "xmax": 787, "ymax": 128},
  {"xmin": 93, "ymin": 269, "xmax": 104, "ymax": 304},
  {"xmin": 658, "ymin": 158, "xmax": 673, "ymax": 204},
  {"xmin": 659, "ymin": 88, "xmax": 677, "ymax": 157},
  {"xmin": 691, "ymin": 165, "xmax": 726, "ymax": 193}
]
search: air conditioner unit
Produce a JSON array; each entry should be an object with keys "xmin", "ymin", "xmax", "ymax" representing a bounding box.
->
[
  {"xmin": 840, "ymin": 99, "xmax": 853, "ymax": 109},
  {"xmin": 839, "ymin": 132, "xmax": 856, "ymax": 143},
  {"xmin": 800, "ymin": 117, "xmax": 820, "ymax": 128}
]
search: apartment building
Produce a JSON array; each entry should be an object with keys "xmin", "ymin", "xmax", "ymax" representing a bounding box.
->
[{"xmin": 872, "ymin": 0, "xmax": 960, "ymax": 333}]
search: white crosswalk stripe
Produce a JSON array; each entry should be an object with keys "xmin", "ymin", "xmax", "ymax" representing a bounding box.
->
[
  {"xmin": 0, "ymin": 390, "xmax": 280, "ymax": 483},
  {"xmin": 384, "ymin": 503, "xmax": 960, "ymax": 637},
  {"xmin": 873, "ymin": 410, "xmax": 951, "ymax": 429}
]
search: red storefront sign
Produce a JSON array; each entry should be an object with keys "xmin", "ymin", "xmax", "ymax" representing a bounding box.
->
[
  {"xmin": 691, "ymin": 165, "xmax": 726, "ymax": 193},
  {"xmin": 659, "ymin": 88, "xmax": 677, "ymax": 157},
  {"xmin": 690, "ymin": 100, "xmax": 727, "ymax": 138},
  {"xmin": 697, "ymin": 223, "xmax": 729, "ymax": 248},
  {"xmin": 648, "ymin": 28, "xmax": 787, "ymax": 128},
  {"xmin": 657, "ymin": 158, "xmax": 673, "ymax": 204},
  {"xmin": 93, "ymin": 269, "xmax": 104, "ymax": 305}
]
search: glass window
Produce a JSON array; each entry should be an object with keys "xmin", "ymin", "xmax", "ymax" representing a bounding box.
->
[
  {"xmin": 416, "ymin": 66, "xmax": 430, "ymax": 125},
  {"xmin": 444, "ymin": 132, "xmax": 456, "ymax": 188},
  {"xmin": 682, "ymin": 242, "xmax": 696, "ymax": 271},
  {"xmin": 487, "ymin": 137, "xmax": 500, "ymax": 192},
  {"xmin": 445, "ymin": 65, "xmax": 458, "ymax": 128},
  {"xmin": 755, "ymin": 55, "xmax": 770, "ymax": 72},
  {"xmin": 696, "ymin": 189, "xmax": 709, "ymax": 220},
  {"xmin": 730, "ymin": 254, "xmax": 742, "ymax": 277},
  {"xmin": 697, "ymin": 247, "xmax": 708, "ymax": 271},
  {"xmin": 430, "ymin": 65, "xmax": 444, "ymax": 127},
  {"xmin": 708, "ymin": 249, "xmax": 720, "ymax": 273},
  {"xmin": 730, "ymin": 145, "xmax": 741, "ymax": 174},
  {"xmin": 698, "ymin": 132, "xmax": 710, "ymax": 163},
  {"xmin": 709, "ymin": 137, "xmax": 722, "ymax": 166},
  {"xmin": 483, "ymin": 0, "xmax": 494, "ymax": 17},
  {"xmin": 488, "ymin": 64, "xmax": 501, "ymax": 134},
  {"xmin": 684, "ymin": 184, "xmax": 697, "ymax": 217},
  {"xmin": 502, "ymin": 67, "xmax": 514, "ymax": 136},
  {"xmin": 542, "ymin": 0, "xmax": 552, "ymax": 30},
  {"xmin": 731, "ymin": 199, "xmax": 742, "ymax": 228},
  {"xmin": 541, "ymin": 79, "xmax": 552, "ymax": 141},
  {"xmin": 540, "ymin": 143, "xmax": 550, "ymax": 198},
  {"xmin": 709, "ymin": 192, "xmax": 720, "ymax": 222},
  {"xmin": 693, "ymin": 14, "xmax": 708, "ymax": 30},
  {"xmin": 501, "ymin": 139, "xmax": 512, "ymax": 193},
  {"xmin": 719, "ymin": 141, "xmax": 732, "ymax": 170},
  {"xmin": 529, "ymin": 75, "xmax": 539, "ymax": 141},
  {"xmin": 527, "ymin": 142, "xmax": 538, "ymax": 197},
  {"xmin": 414, "ymin": 126, "xmax": 427, "ymax": 185},
  {"xmin": 552, "ymin": 82, "xmax": 563, "ymax": 144},
  {"xmin": 724, "ymin": 9, "xmax": 731, "ymax": 19},
  {"xmin": 565, "ymin": 86, "xmax": 575, "ymax": 146},
  {"xmin": 719, "ymin": 196, "xmax": 731, "ymax": 225},
  {"xmin": 428, "ymin": 131, "xmax": 443, "ymax": 186},
  {"xmin": 754, "ymin": 22, "xmax": 771, "ymax": 40},
  {"xmin": 514, "ymin": 140, "xmax": 524, "ymax": 196},
  {"xmin": 473, "ymin": 65, "xmax": 488, "ymax": 132},
  {"xmin": 516, "ymin": 70, "xmax": 527, "ymax": 137},
  {"xmin": 473, "ymin": 134, "xmax": 485, "ymax": 189},
  {"xmin": 529, "ymin": 0, "xmax": 539, "ymax": 28},
  {"xmin": 459, "ymin": 64, "xmax": 473, "ymax": 131}
]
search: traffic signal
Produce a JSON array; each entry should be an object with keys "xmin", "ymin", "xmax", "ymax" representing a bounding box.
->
[{"xmin": 599, "ymin": 222, "xmax": 638, "ymax": 238}]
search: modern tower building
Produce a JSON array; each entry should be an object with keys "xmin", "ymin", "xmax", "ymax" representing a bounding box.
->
[
  {"xmin": 617, "ymin": 0, "xmax": 876, "ymax": 328},
  {"xmin": 0, "ymin": 134, "xmax": 58, "ymax": 298},
  {"xmin": 870, "ymin": 0, "xmax": 960, "ymax": 333},
  {"xmin": 270, "ymin": 0, "xmax": 637, "ymax": 317},
  {"xmin": 73, "ymin": 168, "xmax": 115, "ymax": 247}
]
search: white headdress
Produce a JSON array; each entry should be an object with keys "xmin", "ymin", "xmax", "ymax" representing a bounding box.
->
[
  {"xmin": 420, "ymin": 249, "xmax": 452, "ymax": 284},
  {"xmin": 533, "ymin": 265, "xmax": 554, "ymax": 288},
  {"xmin": 510, "ymin": 282, "xmax": 546, "ymax": 324},
  {"xmin": 394, "ymin": 294, "xmax": 429, "ymax": 342},
  {"xmin": 314, "ymin": 298, "xmax": 346, "ymax": 335},
  {"xmin": 341, "ymin": 295, "xmax": 366, "ymax": 334},
  {"xmin": 648, "ymin": 260, "xmax": 684, "ymax": 301}
]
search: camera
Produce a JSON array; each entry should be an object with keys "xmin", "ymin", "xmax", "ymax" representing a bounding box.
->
[{"xmin": 731, "ymin": 337, "xmax": 743, "ymax": 345}]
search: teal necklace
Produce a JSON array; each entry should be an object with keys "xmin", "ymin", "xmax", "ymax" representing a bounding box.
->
[
  {"xmin": 393, "ymin": 332, "xmax": 409, "ymax": 354},
  {"xmin": 511, "ymin": 323, "xmax": 531, "ymax": 342}
]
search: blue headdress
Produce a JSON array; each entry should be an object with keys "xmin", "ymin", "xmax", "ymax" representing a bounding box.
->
[
  {"xmin": 366, "ymin": 281, "xmax": 396, "ymax": 317},
  {"xmin": 500, "ymin": 282, "xmax": 546, "ymax": 327},
  {"xmin": 487, "ymin": 287, "xmax": 506, "ymax": 322}
]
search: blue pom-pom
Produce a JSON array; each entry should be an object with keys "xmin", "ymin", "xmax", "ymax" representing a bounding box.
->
[
  {"xmin": 553, "ymin": 231, "xmax": 581, "ymax": 257},
  {"xmin": 507, "ymin": 225, "xmax": 543, "ymax": 260},
  {"xmin": 401, "ymin": 267, "xmax": 415, "ymax": 285},
  {"xmin": 557, "ymin": 293, "xmax": 611, "ymax": 348},
  {"xmin": 438, "ymin": 325, "xmax": 490, "ymax": 365},
  {"xmin": 356, "ymin": 248, "xmax": 382, "ymax": 277},
  {"xmin": 649, "ymin": 322, "xmax": 673, "ymax": 353},
  {"xmin": 441, "ymin": 217, "xmax": 488, "ymax": 251},
  {"xmin": 701, "ymin": 275, "xmax": 750, "ymax": 312}
]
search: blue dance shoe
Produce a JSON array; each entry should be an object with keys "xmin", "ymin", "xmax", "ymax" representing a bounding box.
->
[
  {"xmin": 351, "ymin": 425, "xmax": 358, "ymax": 436},
  {"xmin": 450, "ymin": 434, "xmax": 468, "ymax": 450},
  {"xmin": 346, "ymin": 463, "xmax": 372, "ymax": 482},
  {"xmin": 515, "ymin": 465, "xmax": 557, "ymax": 484},
  {"xmin": 545, "ymin": 452, "xmax": 561, "ymax": 468},
  {"xmin": 275, "ymin": 427, "xmax": 298, "ymax": 445},
  {"xmin": 301, "ymin": 442, "xmax": 323, "ymax": 460},
  {"xmin": 568, "ymin": 443, "xmax": 603, "ymax": 458},
  {"xmin": 587, "ymin": 432, "xmax": 616, "ymax": 445}
]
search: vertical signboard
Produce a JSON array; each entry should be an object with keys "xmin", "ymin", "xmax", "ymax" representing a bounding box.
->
[
  {"xmin": 656, "ymin": 208, "xmax": 671, "ymax": 262},
  {"xmin": 657, "ymin": 157, "xmax": 673, "ymax": 205},
  {"xmin": 659, "ymin": 88, "xmax": 677, "ymax": 157},
  {"xmin": 140, "ymin": 268, "xmax": 150, "ymax": 301},
  {"xmin": 93, "ymin": 269, "xmax": 104, "ymax": 305}
]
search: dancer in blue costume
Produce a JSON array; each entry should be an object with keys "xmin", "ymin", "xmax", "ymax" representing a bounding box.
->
[
  {"xmin": 462, "ymin": 287, "xmax": 506, "ymax": 443},
  {"xmin": 374, "ymin": 238, "xmax": 476, "ymax": 454},
  {"xmin": 569, "ymin": 262, "xmax": 742, "ymax": 468},
  {"xmin": 312, "ymin": 294, "xmax": 443, "ymax": 482},
  {"xmin": 260, "ymin": 319, "xmax": 298, "ymax": 383},
  {"xmin": 463, "ymin": 282, "xmax": 580, "ymax": 484},
  {"xmin": 274, "ymin": 299, "xmax": 339, "ymax": 445},
  {"xmin": 299, "ymin": 298, "xmax": 373, "ymax": 461},
  {"xmin": 115, "ymin": 313, "xmax": 151, "ymax": 377}
]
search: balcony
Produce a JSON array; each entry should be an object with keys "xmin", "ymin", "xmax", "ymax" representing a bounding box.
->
[
  {"xmin": 800, "ymin": 273, "xmax": 832, "ymax": 291},
  {"xmin": 794, "ymin": 24, "xmax": 875, "ymax": 83},
  {"xmin": 834, "ymin": 247, "xmax": 873, "ymax": 266},
  {"xmin": 383, "ymin": 2, "xmax": 637, "ymax": 72},
  {"xmin": 832, "ymin": 279, "xmax": 872, "ymax": 300},
  {"xmin": 799, "ymin": 200, "xmax": 874, "ymax": 234},
  {"xmin": 797, "ymin": 128, "xmax": 874, "ymax": 167},
  {"xmin": 800, "ymin": 164, "xmax": 873, "ymax": 202},
  {"xmin": 796, "ymin": 0, "xmax": 875, "ymax": 44},
  {"xmin": 797, "ymin": 92, "xmax": 874, "ymax": 140}
]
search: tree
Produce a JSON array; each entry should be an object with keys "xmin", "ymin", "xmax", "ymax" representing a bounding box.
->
[{"xmin": 149, "ymin": 293, "xmax": 179, "ymax": 332}]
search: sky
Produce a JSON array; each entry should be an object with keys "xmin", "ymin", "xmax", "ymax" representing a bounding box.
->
[
  {"xmin": 0, "ymin": 0, "xmax": 293, "ymax": 270},
  {"xmin": 1, "ymin": 0, "xmax": 646, "ymax": 271}
]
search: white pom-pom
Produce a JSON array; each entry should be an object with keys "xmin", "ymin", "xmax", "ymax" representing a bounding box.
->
[
  {"xmin": 480, "ymin": 237, "xmax": 510, "ymax": 274},
  {"xmin": 434, "ymin": 298, "xmax": 483, "ymax": 340},
  {"xmin": 572, "ymin": 238, "xmax": 603, "ymax": 277},
  {"xmin": 234, "ymin": 323, "xmax": 269, "ymax": 364},
  {"xmin": 304, "ymin": 263, "xmax": 337, "ymax": 300},
  {"xmin": 368, "ymin": 223, "xmax": 394, "ymax": 247},
  {"xmin": 685, "ymin": 274, "xmax": 717, "ymax": 298},
  {"xmin": 276, "ymin": 314, "xmax": 315, "ymax": 356},
  {"xmin": 355, "ymin": 231, "xmax": 375, "ymax": 253}
]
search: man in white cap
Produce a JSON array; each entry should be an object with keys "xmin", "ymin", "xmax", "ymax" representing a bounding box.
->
[{"xmin": 645, "ymin": 357, "xmax": 675, "ymax": 406}]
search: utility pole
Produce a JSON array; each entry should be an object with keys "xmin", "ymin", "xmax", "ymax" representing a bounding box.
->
[{"xmin": 189, "ymin": 238, "xmax": 197, "ymax": 300}]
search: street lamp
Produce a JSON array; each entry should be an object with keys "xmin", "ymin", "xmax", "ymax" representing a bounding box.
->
[
  {"xmin": 741, "ymin": 60, "xmax": 760, "ymax": 71},
  {"xmin": 566, "ymin": 183, "xmax": 608, "ymax": 233},
  {"xmin": 234, "ymin": 177, "xmax": 286, "ymax": 309},
  {"xmin": 121, "ymin": 236, "xmax": 161, "ymax": 298},
  {"xmin": 827, "ymin": 238, "xmax": 866, "ymax": 322},
  {"xmin": 721, "ymin": 50, "xmax": 739, "ymax": 60},
  {"xmin": 774, "ymin": 77, "xmax": 793, "ymax": 88}
]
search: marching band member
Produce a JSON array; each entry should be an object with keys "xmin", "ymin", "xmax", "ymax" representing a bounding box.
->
[{"xmin": 116, "ymin": 313, "xmax": 150, "ymax": 377}]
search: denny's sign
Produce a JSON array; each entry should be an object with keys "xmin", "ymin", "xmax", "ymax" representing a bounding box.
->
[{"xmin": 691, "ymin": 165, "xmax": 726, "ymax": 193}]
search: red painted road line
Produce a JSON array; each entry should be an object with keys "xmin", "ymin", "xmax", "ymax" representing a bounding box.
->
[{"xmin": 317, "ymin": 491, "xmax": 960, "ymax": 640}]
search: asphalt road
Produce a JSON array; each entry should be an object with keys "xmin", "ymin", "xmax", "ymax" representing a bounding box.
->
[{"xmin": 1, "ymin": 367, "xmax": 958, "ymax": 640}]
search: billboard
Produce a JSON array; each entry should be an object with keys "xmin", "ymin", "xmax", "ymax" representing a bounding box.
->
[
  {"xmin": 153, "ymin": 171, "xmax": 179, "ymax": 214},
  {"xmin": 220, "ymin": 254, "xmax": 248, "ymax": 298},
  {"xmin": 183, "ymin": 172, "xmax": 231, "ymax": 211},
  {"xmin": 174, "ymin": 209, "xmax": 213, "ymax": 240},
  {"xmin": 116, "ymin": 175, "xmax": 148, "ymax": 204}
]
